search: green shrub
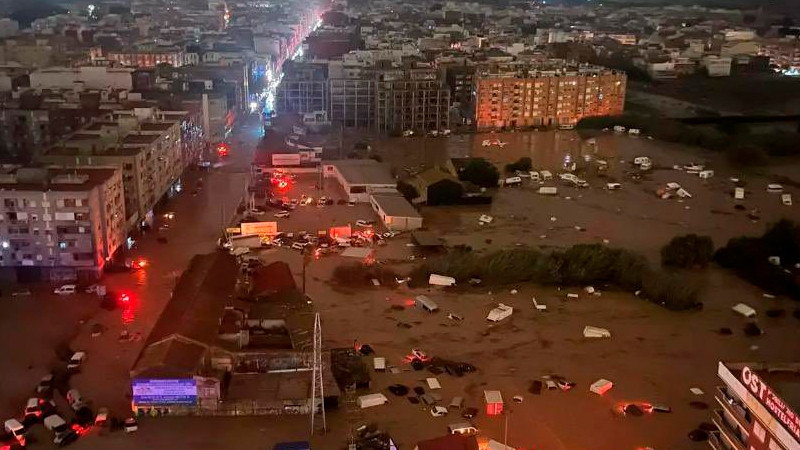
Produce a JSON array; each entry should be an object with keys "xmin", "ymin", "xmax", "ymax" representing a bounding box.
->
[
  {"xmin": 642, "ymin": 269, "xmax": 701, "ymax": 311},
  {"xmin": 661, "ymin": 234, "xmax": 715, "ymax": 269},
  {"xmin": 560, "ymin": 244, "xmax": 622, "ymax": 285},
  {"xmin": 458, "ymin": 158, "xmax": 499, "ymax": 188}
]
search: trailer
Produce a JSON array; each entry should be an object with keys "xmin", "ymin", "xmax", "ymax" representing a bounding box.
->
[
  {"xmin": 429, "ymin": 274, "xmax": 456, "ymax": 287},
  {"xmin": 373, "ymin": 357, "xmax": 386, "ymax": 372},
  {"xmin": 537, "ymin": 186, "xmax": 558, "ymax": 196},
  {"xmin": 484, "ymin": 390, "xmax": 503, "ymax": 416},
  {"xmin": 229, "ymin": 234, "xmax": 263, "ymax": 249},
  {"xmin": 357, "ymin": 393, "xmax": 389, "ymax": 409}
]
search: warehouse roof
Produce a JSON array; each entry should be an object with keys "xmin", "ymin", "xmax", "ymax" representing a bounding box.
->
[
  {"xmin": 330, "ymin": 160, "xmax": 395, "ymax": 185},
  {"xmin": 371, "ymin": 194, "xmax": 421, "ymax": 218}
]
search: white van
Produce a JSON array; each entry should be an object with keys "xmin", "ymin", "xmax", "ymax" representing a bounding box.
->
[
  {"xmin": 537, "ymin": 186, "xmax": 558, "ymax": 195},
  {"xmin": 529, "ymin": 171, "xmax": 541, "ymax": 182},
  {"xmin": 699, "ymin": 170, "xmax": 714, "ymax": 179},
  {"xmin": 540, "ymin": 170, "xmax": 553, "ymax": 181},
  {"xmin": 53, "ymin": 284, "xmax": 76, "ymax": 295},
  {"xmin": 4, "ymin": 418, "xmax": 25, "ymax": 439},
  {"xmin": 504, "ymin": 176, "xmax": 522, "ymax": 186},
  {"xmin": 448, "ymin": 422, "xmax": 478, "ymax": 435},
  {"xmin": 357, "ymin": 393, "xmax": 389, "ymax": 409}
]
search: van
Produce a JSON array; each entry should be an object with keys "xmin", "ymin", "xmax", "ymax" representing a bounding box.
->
[
  {"xmin": 529, "ymin": 171, "xmax": 540, "ymax": 182},
  {"xmin": 699, "ymin": 170, "xmax": 714, "ymax": 179},
  {"xmin": 449, "ymin": 396, "xmax": 464, "ymax": 409},
  {"xmin": 357, "ymin": 393, "xmax": 389, "ymax": 409},
  {"xmin": 415, "ymin": 295, "xmax": 439, "ymax": 313},
  {"xmin": 4, "ymin": 418, "xmax": 24, "ymax": 438},
  {"xmin": 537, "ymin": 186, "xmax": 558, "ymax": 196},
  {"xmin": 539, "ymin": 170, "xmax": 553, "ymax": 181},
  {"xmin": 448, "ymin": 422, "xmax": 478, "ymax": 435},
  {"xmin": 66, "ymin": 389, "xmax": 85, "ymax": 410},
  {"xmin": 53, "ymin": 285, "xmax": 76, "ymax": 295},
  {"xmin": 373, "ymin": 357, "xmax": 386, "ymax": 372},
  {"xmin": 504, "ymin": 176, "xmax": 522, "ymax": 186}
]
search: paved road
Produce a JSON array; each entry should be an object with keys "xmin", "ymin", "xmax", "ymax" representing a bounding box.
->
[{"xmin": 67, "ymin": 113, "xmax": 259, "ymax": 415}]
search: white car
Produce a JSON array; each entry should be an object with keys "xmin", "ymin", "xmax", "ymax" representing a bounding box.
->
[
  {"xmin": 355, "ymin": 220, "xmax": 373, "ymax": 227},
  {"xmin": 67, "ymin": 352, "xmax": 86, "ymax": 371},
  {"xmin": 274, "ymin": 211, "xmax": 290, "ymax": 219},
  {"xmin": 85, "ymin": 284, "xmax": 104, "ymax": 294},
  {"xmin": 53, "ymin": 284, "xmax": 76, "ymax": 295}
]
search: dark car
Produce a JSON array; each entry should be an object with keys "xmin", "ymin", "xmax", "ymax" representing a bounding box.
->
[{"xmin": 461, "ymin": 407, "xmax": 478, "ymax": 419}]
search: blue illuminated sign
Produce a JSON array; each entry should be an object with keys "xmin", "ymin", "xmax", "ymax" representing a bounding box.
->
[{"xmin": 132, "ymin": 379, "xmax": 197, "ymax": 405}]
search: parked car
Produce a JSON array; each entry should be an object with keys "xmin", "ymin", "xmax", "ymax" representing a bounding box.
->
[
  {"xmin": 355, "ymin": 219, "xmax": 373, "ymax": 227},
  {"xmin": 11, "ymin": 289, "xmax": 31, "ymax": 297},
  {"xmin": 94, "ymin": 408, "xmax": 109, "ymax": 426},
  {"xmin": 66, "ymin": 389, "xmax": 85, "ymax": 411},
  {"xmin": 274, "ymin": 211, "xmax": 290, "ymax": 219},
  {"xmin": 430, "ymin": 406, "xmax": 449, "ymax": 417},
  {"xmin": 53, "ymin": 285, "xmax": 76, "ymax": 295},
  {"xmin": 461, "ymin": 407, "xmax": 478, "ymax": 419},
  {"xmin": 67, "ymin": 352, "xmax": 86, "ymax": 371},
  {"xmin": 124, "ymin": 417, "xmax": 138, "ymax": 433},
  {"xmin": 36, "ymin": 374, "xmax": 53, "ymax": 394},
  {"xmin": 84, "ymin": 284, "xmax": 104, "ymax": 294}
]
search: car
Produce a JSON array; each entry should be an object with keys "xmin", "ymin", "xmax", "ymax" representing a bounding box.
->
[
  {"xmin": 24, "ymin": 398, "xmax": 44, "ymax": 420},
  {"xmin": 512, "ymin": 395, "xmax": 524, "ymax": 403},
  {"xmin": 301, "ymin": 197, "xmax": 314, "ymax": 206},
  {"xmin": 461, "ymin": 407, "xmax": 478, "ymax": 419},
  {"xmin": 290, "ymin": 198, "xmax": 299, "ymax": 206},
  {"xmin": 84, "ymin": 284, "xmax": 103, "ymax": 294},
  {"xmin": 410, "ymin": 349, "xmax": 428, "ymax": 360},
  {"xmin": 124, "ymin": 417, "xmax": 138, "ymax": 433},
  {"xmin": 649, "ymin": 403, "xmax": 672, "ymax": 413},
  {"xmin": 556, "ymin": 380, "xmax": 575, "ymax": 391},
  {"xmin": 348, "ymin": 200, "xmax": 356, "ymax": 206},
  {"xmin": 36, "ymin": 374, "xmax": 53, "ymax": 394},
  {"xmin": 355, "ymin": 219, "xmax": 373, "ymax": 227},
  {"xmin": 162, "ymin": 212, "xmax": 175, "ymax": 220},
  {"xmin": 66, "ymin": 389, "xmax": 85, "ymax": 411},
  {"xmin": 53, "ymin": 285, "xmax": 76, "ymax": 295},
  {"xmin": 94, "ymin": 408, "xmax": 109, "ymax": 426},
  {"xmin": 430, "ymin": 406, "xmax": 448, "ymax": 417},
  {"xmin": 67, "ymin": 352, "xmax": 86, "ymax": 371},
  {"xmin": 291, "ymin": 242, "xmax": 305, "ymax": 251},
  {"xmin": 274, "ymin": 211, "xmax": 290, "ymax": 219},
  {"xmin": 316, "ymin": 197, "xmax": 327, "ymax": 207},
  {"xmin": 11, "ymin": 289, "xmax": 32, "ymax": 297},
  {"xmin": 54, "ymin": 428, "xmax": 78, "ymax": 447}
]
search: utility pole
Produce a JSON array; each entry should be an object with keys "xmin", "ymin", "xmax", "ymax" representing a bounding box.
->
[{"xmin": 310, "ymin": 313, "xmax": 326, "ymax": 434}]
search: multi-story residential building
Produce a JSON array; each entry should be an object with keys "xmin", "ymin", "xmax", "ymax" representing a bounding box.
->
[
  {"xmin": 375, "ymin": 68, "xmax": 450, "ymax": 133},
  {"xmin": 29, "ymin": 66, "xmax": 135, "ymax": 91},
  {"xmin": 761, "ymin": 39, "xmax": 800, "ymax": 74},
  {"xmin": 40, "ymin": 108, "xmax": 183, "ymax": 228},
  {"xmin": 329, "ymin": 77, "xmax": 375, "ymax": 128},
  {"xmin": 106, "ymin": 47, "xmax": 186, "ymax": 68},
  {"xmin": 710, "ymin": 362, "xmax": 799, "ymax": 450},
  {"xmin": 474, "ymin": 63, "xmax": 626, "ymax": 130},
  {"xmin": 0, "ymin": 166, "xmax": 125, "ymax": 282},
  {"xmin": 276, "ymin": 61, "xmax": 329, "ymax": 115}
]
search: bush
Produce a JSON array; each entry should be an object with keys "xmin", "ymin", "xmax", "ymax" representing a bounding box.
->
[
  {"xmin": 409, "ymin": 242, "xmax": 702, "ymax": 310},
  {"xmin": 642, "ymin": 270, "xmax": 701, "ymax": 311},
  {"xmin": 661, "ymin": 234, "xmax": 715, "ymax": 269},
  {"xmin": 505, "ymin": 157, "xmax": 533, "ymax": 173},
  {"xmin": 427, "ymin": 179, "xmax": 464, "ymax": 206},
  {"xmin": 458, "ymin": 158, "xmax": 499, "ymax": 188},
  {"xmin": 397, "ymin": 181, "xmax": 419, "ymax": 202},
  {"xmin": 715, "ymin": 220, "xmax": 800, "ymax": 300},
  {"xmin": 332, "ymin": 263, "xmax": 398, "ymax": 287}
]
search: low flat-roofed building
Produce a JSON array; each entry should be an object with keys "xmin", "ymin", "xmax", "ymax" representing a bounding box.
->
[
  {"xmin": 323, "ymin": 159, "xmax": 397, "ymax": 203},
  {"xmin": 711, "ymin": 361, "xmax": 800, "ymax": 450},
  {"xmin": 370, "ymin": 194, "xmax": 423, "ymax": 231}
]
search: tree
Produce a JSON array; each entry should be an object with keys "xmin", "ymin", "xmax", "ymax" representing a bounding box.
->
[
  {"xmin": 505, "ymin": 157, "xmax": 533, "ymax": 173},
  {"xmin": 397, "ymin": 181, "xmax": 419, "ymax": 202},
  {"xmin": 661, "ymin": 234, "xmax": 715, "ymax": 269},
  {"xmin": 427, "ymin": 179, "xmax": 464, "ymax": 205},
  {"xmin": 458, "ymin": 158, "xmax": 499, "ymax": 188}
]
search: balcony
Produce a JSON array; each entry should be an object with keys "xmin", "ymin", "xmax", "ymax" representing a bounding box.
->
[
  {"xmin": 711, "ymin": 409, "xmax": 748, "ymax": 450},
  {"xmin": 708, "ymin": 432, "xmax": 726, "ymax": 450},
  {"xmin": 715, "ymin": 386, "xmax": 751, "ymax": 431}
]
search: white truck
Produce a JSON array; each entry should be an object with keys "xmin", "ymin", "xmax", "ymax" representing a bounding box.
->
[{"xmin": 228, "ymin": 234, "xmax": 263, "ymax": 250}]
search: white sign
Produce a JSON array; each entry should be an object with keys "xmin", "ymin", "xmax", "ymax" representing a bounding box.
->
[{"xmin": 271, "ymin": 153, "xmax": 301, "ymax": 166}]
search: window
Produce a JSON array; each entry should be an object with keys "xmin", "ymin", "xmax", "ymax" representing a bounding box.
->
[
  {"xmin": 58, "ymin": 242, "xmax": 67, "ymax": 249},
  {"xmin": 64, "ymin": 199, "xmax": 76, "ymax": 207},
  {"xmin": 3, "ymin": 199, "xmax": 16, "ymax": 208}
]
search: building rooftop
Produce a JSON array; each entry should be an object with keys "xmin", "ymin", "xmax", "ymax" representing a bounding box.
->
[
  {"xmin": 0, "ymin": 167, "xmax": 118, "ymax": 192},
  {"xmin": 122, "ymin": 134, "xmax": 161, "ymax": 145},
  {"xmin": 140, "ymin": 122, "xmax": 176, "ymax": 131},
  {"xmin": 331, "ymin": 159, "xmax": 395, "ymax": 185},
  {"xmin": 371, "ymin": 194, "xmax": 421, "ymax": 218}
]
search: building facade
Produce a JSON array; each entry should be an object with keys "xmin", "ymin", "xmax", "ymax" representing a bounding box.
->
[
  {"xmin": 475, "ymin": 65, "xmax": 626, "ymax": 130},
  {"xmin": 0, "ymin": 167, "xmax": 125, "ymax": 281},
  {"xmin": 711, "ymin": 362, "xmax": 799, "ymax": 450},
  {"xmin": 41, "ymin": 108, "xmax": 184, "ymax": 227}
]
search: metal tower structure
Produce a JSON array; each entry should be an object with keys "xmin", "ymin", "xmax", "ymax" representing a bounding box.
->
[{"xmin": 310, "ymin": 312, "xmax": 326, "ymax": 434}]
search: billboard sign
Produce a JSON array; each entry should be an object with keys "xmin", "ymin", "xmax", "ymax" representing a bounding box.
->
[
  {"xmin": 741, "ymin": 366, "xmax": 800, "ymax": 441},
  {"xmin": 240, "ymin": 221, "xmax": 278, "ymax": 236},
  {"xmin": 132, "ymin": 379, "xmax": 197, "ymax": 405},
  {"xmin": 272, "ymin": 153, "xmax": 301, "ymax": 166}
]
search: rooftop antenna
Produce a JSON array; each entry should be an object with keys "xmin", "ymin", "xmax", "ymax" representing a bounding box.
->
[{"xmin": 310, "ymin": 312, "xmax": 326, "ymax": 434}]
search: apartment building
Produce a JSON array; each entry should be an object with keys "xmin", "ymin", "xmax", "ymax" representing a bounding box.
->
[
  {"xmin": 0, "ymin": 167, "xmax": 125, "ymax": 282},
  {"xmin": 711, "ymin": 362, "xmax": 799, "ymax": 450},
  {"xmin": 40, "ymin": 108, "xmax": 183, "ymax": 227},
  {"xmin": 374, "ymin": 68, "xmax": 451, "ymax": 133},
  {"xmin": 107, "ymin": 48, "xmax": 186, "ymax": 68},
  {"xmin": 29, "ymin": 66, "xmax": 135, "ymax": 90},
  {"xmin": 475, "ymin": 64, "xmax": 626, "ymax": 130}
]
